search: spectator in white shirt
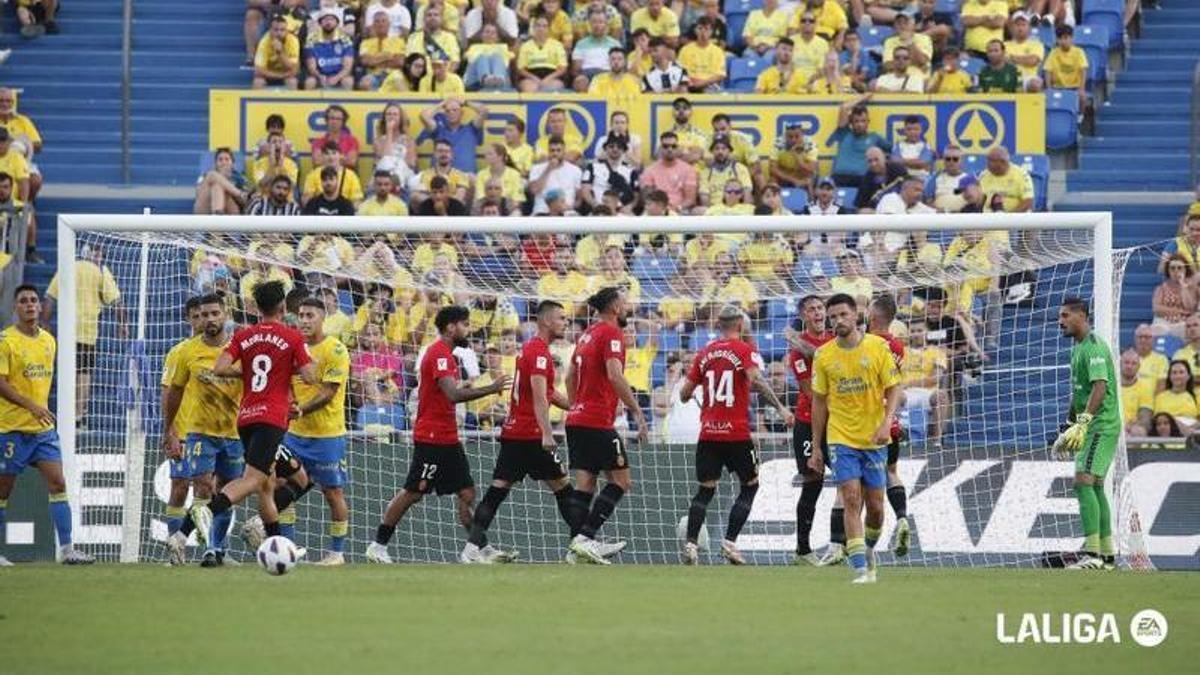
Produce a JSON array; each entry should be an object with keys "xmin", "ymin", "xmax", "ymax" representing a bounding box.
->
[
  {"xmin": 872, "ymin": 46, "xmax": 925, "ymax": 93},
  {"xmin": 923, "ymin": 145, "xmax": 972, "ymax": 212},
  {"xmin": 877, "ymin": 176, "xmax": 937, "ymax": 215},
  {"xmin": 462, "ymin": 0, "xmax": 519, "ymax": 44},
  {"xmin": 642, "ymin": 38, "xmax": 689, "ymax": 93},
  {"xmin": 528, "ymin": 136, "xmax": 583, "ymax": 214},
  {"xmin": 366, "ymin": 0, "xmax": 412, "ymax": 38}
]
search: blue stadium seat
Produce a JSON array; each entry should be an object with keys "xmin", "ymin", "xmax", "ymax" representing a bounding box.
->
[
  {"xmin": 338, "ymin": 289, "xmax": 355, "ymax": 315},
  {"xmin": 961, "ymin": 154, "xmax": 986, "ymax": 176},
  {"xmin": 725, "ymin": 0, "xmax": 763, "ymax": 53},
  {"xmin": 1082, "ymin": 0, "xmax": 1124, "ymax": 48},
  {"xmin": 632, "ymin": 254, "xmax": 678, "ymax": 284},
  {"xmin": 857, "ymin": 25, "xmax": 894, "ymax": 51},
  {"xmin": 1030, "ymin": 26, "xmax": 1055, "ymax": 48},
  {"xmin": 757, "ymin": 318, "xmax": 791, "ymax": 361},
  {"xmin": 651, "ymin": 352, "xmax": 669, "ymax": 390},
  {"xmin": 767, "ymin": 298, "xmax": 796, "ymax": 318},
  {"xmin": 508, "ymin": 296, "xmax": 529, "ymax": 321},
  {"xmin": 358, "ymin": 404, "xmax": 406, "ymax": 431},
  {"xmin": 934, "ymin": 0, "xmax": 960, "ymax": 12},
  {"xmin": 690, "ymin": 327, "xmax": 720, "ymax": 351},
  {"xmin": 1045, "ymin": 90, "xmax": 1080, "ymax": 150},
  {"xmin": 958, "ymin": 56, "xmax": 985, "ymax": 76},
  {"xmin": 780, "ymin": 187, "xmax": 808, "ymax": 212},
  {"xmin": 1013, "ymin": 154, "xmax": 1050, "ymax": 211},
  {"xmin": 728, "ymin": 57, "xmax": 771, "ymax": 91},
  {"xmin": 1072, "ymin": 24, "xmax": 1110, "ymax": 85},
  {"xmin": 835, "ymin": 187, "xmax": 856, "ymax": 207},
  {"xmin": 195, "ymin": 149, "xmax": 245, "ymax": 179},
  {"xmin": 659, "ymin": 327, "xmax": 683, "ymax": 353},
  {"xmin": 1155, "ymin": 334, "xmax": 1183, "ymax": 358}
]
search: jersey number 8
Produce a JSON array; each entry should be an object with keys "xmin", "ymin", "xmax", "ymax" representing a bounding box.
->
[{"xmin": 250, "ymin": 354, "xmax": 274, "ymax": 393}]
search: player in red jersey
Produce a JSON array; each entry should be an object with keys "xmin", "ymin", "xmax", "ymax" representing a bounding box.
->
[
  {"xmin": 184, "ymin": 280, "xmax": 318, "ymax": 547},
  {"xmin": 366, "ymin": 305, "xmax": 511, "ymax": 564},
  {"xmin": 563, "ymin": 286, "xmax": 648, "ymax": 564},
  {"xmin": 788, "ymin": 295, "xmax": 835, "ymax": 565},
  {"xmin": 679, "ymin": 305, "xmax": 793, "ymax": 565},
  {"xmin": 460, "ymin": 300, "xmax": 583, "ymax": 563},
  {"xmin": 867, "ymin": 294, "xmax": 911, "ymax": 556},
  {"xmin": 814, "ymin": 293, "xmax": 910, "ymax": 566}
]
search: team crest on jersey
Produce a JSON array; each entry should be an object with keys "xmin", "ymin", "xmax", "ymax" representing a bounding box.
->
[
  {"xmin": 610, "ymin": 340, "xmax": 621, "ymax": 352},
  {"xmin": 536, "ymin": 356, "xmax": 547, "ymax": 369},
  {"xmin": 437, "ymin": 358, "xmax": 449, "ymax": 370},
  {"xmin": 860, "ymin": 357, "xmax": 870, "ymax": 369}
]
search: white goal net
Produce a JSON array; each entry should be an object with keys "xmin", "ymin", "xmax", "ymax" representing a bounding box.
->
[{"xmin": 51, "ymin": 212, "xmax": 1151, "ymax": 568}]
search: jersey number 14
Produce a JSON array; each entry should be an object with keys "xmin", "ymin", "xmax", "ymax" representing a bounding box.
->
[{"xmin": 705, "ymin": 370, "xmax": 734, "ymax": 408}]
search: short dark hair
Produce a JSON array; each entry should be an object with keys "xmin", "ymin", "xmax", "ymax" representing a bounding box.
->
[
  {"xmin": 507, "ymin": 118, "xmax": 525, "ymax": 133},
  {"xmin": 197, "ymin": 292, "xmax": 224, "ymax": 308},
  {"xmin": 184, "ymin": 295, "xmax": 204, "ymax": 315},
  {"xmin": 799, "ymin": 294, "xmax": 824, "ymax": 311},
  {"xmin": 694, "ymin": 16, "xmax": 713, "ymax": 29},
  {"xmin": 712, "ymin": 113, "xmax": 731, "ymax": 126},
  {"xmin": 646, "ymin": 189, "xmax": 669, "ymax": 206},
  {"xmin": 536, "ymin": 299, "xmax": 564, "ymax": 317},
  {"xmin": 373, "ymin": 170, "xmax": 393, "ymax": 180},
  {"xmin": 266, "ymin": 113, "xmax": 285, "ymax": 129},
  {"xmin": 325, "ymin": 104, "xmax": 349, "ymax": 122},
  {"xmin": 825, "ymin": 293, "xmax": 856, "ymax": 312},
  {"xmin": 271, "ymin": 174, "xmax": 293, "ymax": 188},
  {"xmin": 587, "ymin": 286, "xmax": 622, "ymax": 314},
  {"xmin": 608, "ymin": 46, "xmax": 624, "ymax": 57},
  {"xmin": 320, "ymin": 165, "xmax": 339, "ymax": 181},
  {"xmin": 430, "ymin": 175, "xmax": 449, "ymax": 191},
  {"xmin": 13, "ymin": 283, "xmax": 38, "ymax": 299},
  {"xmin": 548, "ymin": 135, "xmax": 565, "ymax": 148},
  {"xmin": 252, "ymin": 280, "xmax": 287, "ymax": 316},
  {"xmin": 434, "ymin": 304, "xmax": 470, "ymax": 332},
  {"xmin": 659, "ymin": 131, "xmax": 678, "ymax": 144},
  {"xmin": 1055, "ymin": 24, "xmax": 1074, "ymax": 37},
  {"xmin": 923, "ymin": 286, "xmax": 947, "ymax": 302},
  {"xmin": 1062, "ymin": 296, "xmax": 1090, "ymax": 317},
  {"xmin": 777, "ymin": 36, "xmax": 794, "ymax": 47},
  {"xmin": 904, "ymin": 114, "xmax": 921, "ymax": 126},
  {"xmin": 870, "ymin": 294, "xmax": 897, "ymax": 322},
  {"xmin": 0, "ymin": 171, "xmax": 12, "ymax": 186},
  {"xmin": 435, "ymin": 138, "xmax": 453, "ymax": 149},
  {"xmin": 649, "ymin": 36, "xmax": 666, "ymax": 49},
  {"xmin": 298, "ymin": 296, "xmax": 326, "ymax": 313}
]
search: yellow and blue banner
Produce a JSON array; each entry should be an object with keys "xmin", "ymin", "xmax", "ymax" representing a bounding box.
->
[{"xmin": 210, "ymin": 90, "xmax": 1044, "ymax": 174}]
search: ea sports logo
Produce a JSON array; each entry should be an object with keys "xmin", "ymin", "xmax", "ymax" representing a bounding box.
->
[{"xmin": 1129, "ymin": 609, "xmax": 1168, "ymax": 647}]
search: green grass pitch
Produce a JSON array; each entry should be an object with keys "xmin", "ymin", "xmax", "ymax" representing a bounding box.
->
[{"xmin": 1, "ymin": 565, "xmax": 1195, "ymax": 674}]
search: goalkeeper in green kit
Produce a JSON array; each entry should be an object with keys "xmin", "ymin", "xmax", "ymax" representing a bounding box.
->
[{"xmin": 1054, "ymin": 298, "xmax": 1119, "ymax": 570}]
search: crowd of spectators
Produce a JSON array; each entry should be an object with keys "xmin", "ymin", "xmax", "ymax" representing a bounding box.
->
[{"xmin": 243, "ymin": 0, "xmax": 1093, "ymax": 97}]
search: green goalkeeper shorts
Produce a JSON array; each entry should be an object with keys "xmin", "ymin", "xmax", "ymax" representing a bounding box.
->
[{"xmin": 1075, "ymin": 425, "xmax": 1118, "ymax": 478}]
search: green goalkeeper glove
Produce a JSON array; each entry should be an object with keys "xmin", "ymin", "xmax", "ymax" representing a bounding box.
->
[{"xmin": 1054, "ymin": 413, "xmax": 1093, "ymax": 459}]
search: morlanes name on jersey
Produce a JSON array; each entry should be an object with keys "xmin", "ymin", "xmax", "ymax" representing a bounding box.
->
[{"xmin": 238, "ymin": 331, "xmax": 295, "ymax": 351}]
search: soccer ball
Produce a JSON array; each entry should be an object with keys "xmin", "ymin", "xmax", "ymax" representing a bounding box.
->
[
  {"xmin": 257, "ymin": 536, "xmax": 299, "ymax": 575},
  {"xmin": 676, "ymin": 515, "xmax": 711, "ymax": 551}
]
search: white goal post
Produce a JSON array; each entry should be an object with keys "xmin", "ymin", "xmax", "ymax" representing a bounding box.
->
[{"xmin": 53, "ymin": 211, "xmax": 1150, "ymax": 568}]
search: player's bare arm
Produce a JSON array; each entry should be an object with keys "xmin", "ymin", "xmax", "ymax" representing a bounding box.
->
[
  {"xmin": 212, "ymin": 351, "xmax": 240, "ymax": 378},
  {"xmin": 0, "ymin": 374, "xmax": 54, "ymax": 426},
  {"xmin": 808, "ymin": 393, "xmax": 828, "ymax": 474},
  {"xmin": 531, "ymin": 374, "xmax": 557, "ymax": 450},
  {"xmin": 161, "ymin": 383, "xmax": 185, "ymax": 458},
  {"xmin": 437, "ymin": 372, "xmax": 512, "ymax": 403},
  {"xmin": 606, "ymin": 356, "xmax": 648, "ymax": 442},
  {"xmin": 564, "ymin": 355, "xmax": 578, "ymax": 408},
  {"xmin": 296, "ymin": 381, "xmax": 339, "ymax": 418},
  {"xmin": 749, "ymin": 367, "xmax": 794, "ymax": 428},
  {"xmin": 873, "ymin": 384, "xmax": 902, "ymax": 445}
]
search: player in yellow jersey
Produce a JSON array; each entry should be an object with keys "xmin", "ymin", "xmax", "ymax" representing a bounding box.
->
[
  {"xmin": 809, "ymin": 293, "xmax": 902, "ymax": 584},
  {"xmin": 0, "ymin": 285, "xmax": 94, "ymax": 565},
  {"xmin": 243, "ymin": 297, "xmax": 351, "ymax": 566},
  {"xmin": 159, "ymin": 296, "xmax": 205, "ymax": 565},
  {"xmin": 162, "ymin": 294, "xmax": 245, "ymax": 567}
]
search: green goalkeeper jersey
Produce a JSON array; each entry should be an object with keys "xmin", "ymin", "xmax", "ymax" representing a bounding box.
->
[{"xmin": 1070, "ymin": 332, "xmax": 1120, "ymax": 431}]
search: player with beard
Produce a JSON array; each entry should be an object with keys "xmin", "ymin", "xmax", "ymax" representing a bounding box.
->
[
  {"xmin": 366, "ymin": 305, "xmax": 511, "ymax": 563},
  {"xmin": 461, "ymin": 300, "xmax": 582, "ymax": 563},
  {"xmin": 564, "ymin": 286, "xmax": 649, "ymax": 564}
]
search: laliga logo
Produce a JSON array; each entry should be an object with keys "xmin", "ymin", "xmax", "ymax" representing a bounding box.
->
[{"xmin": 995, "ymin": 609, "xmax": 1168, "ymax": 646}]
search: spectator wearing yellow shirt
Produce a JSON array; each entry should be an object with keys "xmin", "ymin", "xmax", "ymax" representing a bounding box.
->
[
  {"xmin": 1044, "ymin": 24, "xmax": 1089, "ymax": 101},
  {"xmin": 705, "ymin": 253, "xmax": 759, "ymax": 318},
  {"xmin": 1154, "ymin": 360, "xmax": 1199, "ymax": 434},
  {"xmin": 766, "ymin": 123, "xmax": 818, "ymax": 192},
  {"xmin": 571, "ymin": 10, "xmax": 622, "ymax": 91},
  {"xmin": 704, "ymin": 178, "xmax": 756, "ymax": 217},
  {"xmin": 927, "ymin": 47, "xmax": 975, "ymax": 93},
  {"xmin": 1119, "ymin": 349, "xmax": 1154, "ymax": 437},
  {"xmin": 755, "ymin": 38, "xmax": 808, "ymax": 94},
  {"xmin": 518, "ymin": 14, "xmax": 569, "ymax": 93},
  {"xmin": 830, "ymin": 250, "xmax": 873, "ymax": 308},
  {"xmin": 667, "ymin": 97, "xmax": 710, "ymax": 165},
  {"xmin": 678, "ymin": 17, "xmax": 725, "ymax": 92},
  {"xmin": 882, "ymin": 12, "xmax": 932, "ymax": 74},
  {"xmin": 697, "ymin": 138, "xmax": 753, "ymax": 212},
  {"xmin": 901, "ymin": 319, "xmax": 950, "ymax": 445},
  {"xmin": 808, "ymin": 50, "xmax": 855, "ymax": 94},
  {"xmin": 588, "ymin": 245, "xmax": 643, "ymax": 307},
  {"xmin": 1133, "ymin": 324, "xmax": 1169, "ymax": 392},
  {"xmin": 622, "ymin": 319, "xmax": 660, "ymax": 411},
  {"xmin": 466, "ymin": 346, "xmax": 510, "ymax": 430},
  {"xmin": 297, "ymin": 233, "xmax": 356, "ymax": 274},
  {"xmin": 572, "ymin": 0, "xmax": 623, "ymax": 40},
  {"xmin": 356, "ymin": 10, "xmax": 405, "ymax": 89},
  {"xmin": 742, "ymin": 0, "xmax": 789, "ymax": 57},
  {"xmin": 960, "ymin": 0, "xmax": 1008, "ymax": 56},
  {"xmin": 538, "ymin": 246, "xmax": 590, "ymax": 317},
  {"xmin": 413, "ymin": 140, "xmax": 473, "ymax": 205},
  {"xmin": 473, "ymin": 143, "xmax": 526, "ymax": 212},
  {"xmin": 411, "ymin": 233, "xmax": 460, "ymax": 276},
  {"xmin": 631, "ymin": 0, "xmax": 682, "ymax": 49},
  {"xmin": 627, "ymin": 28, "xmax": 655, "ymax": 78},
  {"xmin": 419, "ymin": 56, "xmax": 467, "ymax": 93},
  {"xmin": 414, "ymin": 0, "xmax": 462, "ymax": 34},
  {"xmin": 1170, "ymin": 315, "xmax": 1200, "ymax": 368},
  {"xmin": 498, "ymin": 120, "xmax": 534, "ymax": 180},
  {"xmin": 804, "ymin": 0, "xmax": 849, "ymax": 47},
  {"xmin": 588, "ymin": 48, "xmax": 644, "ymax": 99},
  {"xmin": 684, "ymin": 233, "xmax": 733, "ymax": 268},
  {"xmin": 44, "ymin": 246, "xmax": 129, "ymax": 422},
  {"xmin": 239, "ymin": 258, "xmax": 294, "ymax": 318},
  {"xmin": 979, "ymin": 147, "xmax": 1033, "ymax": 213},
  {"xmin": 357, "ymin": 171, "xmax": 409, "ymax": 217},
  {"xmin": 538, "ymin": 0, "xmax": 575, "ymax": 51},
  {"xmin": 380, "ymin": 53, "xmax": 428, "ymax": 92},
  {"xmin": 253, "ymin": 15, "xmax": 301, "ymax": 89},
  {"xmin": 738, "ymin": 232, "xmax": 794, "ymax": 293},
  {"xmin": 463, "ymin": 23, "xmax": 515, "ymax": 92},
  {"xmin": 534, "ymin": 108, "xmax": 585, "ymax": 164},
  {"xmin": 250, "ymin": 132, "xmax": 300, "ymax": 199},
  {"xmin": 319, "ymin": 286, "xmax": 353, "ymax": 345},
  {"xmin": 405, "ymin": 5, "xmax": 461, "ymax": 72},
  {"xmin": 1005, "ymin": 12, "xmax": 1045, "ymax": 92},
  {"xmin": 788, "ymin": 11, "xmax": 831, "ymax": 81},
  {"xmin": 301, "ymin": 143, "xmax": 364, "ymax": 207}
]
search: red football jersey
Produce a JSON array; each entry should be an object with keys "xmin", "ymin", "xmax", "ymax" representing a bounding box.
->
[
  {"xmin": 565, "ymin": 321, "xmax": 625, "ymax": 430},
  {"xmin": 787, "ymin": 331, "xmax": 834, "ymax": 423},
  {"xmin": 687, "ymin": 337, "xmax": 760, "ymax": 442},
  {"xmin": 414, "ymin": 339, "xmax": 460, "ymax": 445},
  {"xmin": 501, "ymin": 336, "xmax": 555, "ymax": 441},
  {"xmin": 225, "ymin": 321, "xmax": 312, "ymax": 430},
  {"xmin": 875, "ymin": 331, "xmax": 906, "ymax": 439}
]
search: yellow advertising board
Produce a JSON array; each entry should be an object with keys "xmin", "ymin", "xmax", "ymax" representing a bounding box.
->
[{"xmin": 210, "ymin": 90, "xmax": 1044, "ymax": 176}]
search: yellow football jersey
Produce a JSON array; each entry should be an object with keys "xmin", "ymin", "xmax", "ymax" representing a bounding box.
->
[
  {"xmin": 162, "ymin": 336, "xmax": 197, "ymax": 436},
  {"xmin": 0, "ymin": 325, "xmax": 55, "ymax": 433},
  {"xmin": 1120, "ymin": 378, "xmax": 1154, "ymax": 425},
  {"xmin": 170, "ymin": 337, "xmax": 242, "ymax": 439},
  {"xmin": 812, "ymin": 333, "xmax": 901, "ymax": 450},
  {"xmin": 290, "ymin": 337, "xmax": 350, "ymax": 438}
]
